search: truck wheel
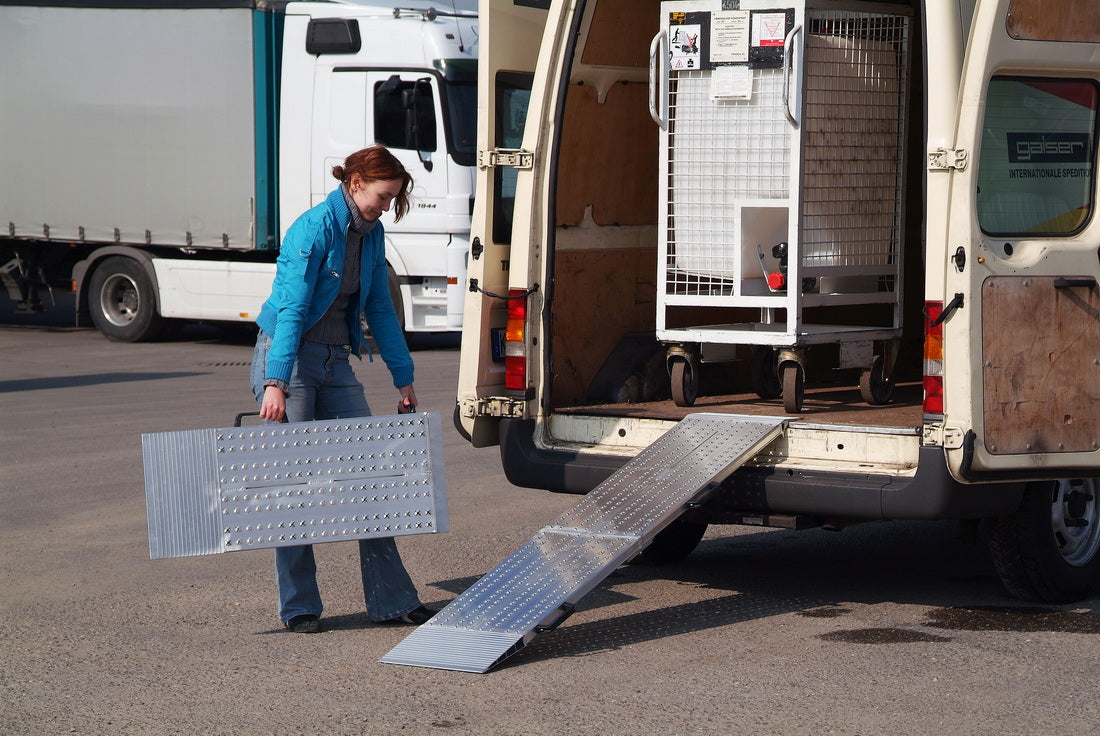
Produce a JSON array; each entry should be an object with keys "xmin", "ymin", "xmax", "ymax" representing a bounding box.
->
[
  {"xmin": 633, "ymin": 518, "xmax": 708, "ymax": 565},
  {"xmin": 985, "ymin": 479, "xmax": 1100, "ymax": 603},
  {"xmin": 88, "ymin": 256, "xmax": 164, "ymax": 342}
]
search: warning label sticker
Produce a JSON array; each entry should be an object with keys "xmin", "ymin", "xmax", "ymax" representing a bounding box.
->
[
  {"xmin": 752, "ymin": 12, "xmax": 787, "ymax": 48},
  {"xmin": 669, "ymin": 23, "xmax": 703, "ymax": 70}
]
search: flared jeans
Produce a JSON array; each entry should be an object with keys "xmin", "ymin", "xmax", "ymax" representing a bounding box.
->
[{"xmin": 251, "ymin": 330, "xmax": 421, "ymax": 623}]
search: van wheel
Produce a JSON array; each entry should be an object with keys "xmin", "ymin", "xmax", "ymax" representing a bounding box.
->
[
  {"xmin": 633, "ymin": 518, "xmax": 708, "ymax": 565},
  {"xmin": 88, "ymin": 256, "xmax": 164, "ymax": 342},
  {"xmin": 985, "ymin": 479, "xmax": 1100, "ymax": 603}
]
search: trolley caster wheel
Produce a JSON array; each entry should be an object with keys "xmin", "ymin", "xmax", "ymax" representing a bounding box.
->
[
  {"xmin": 859, "ymin": 355, "xmax": 895, "ymax": 405},
  {"xmin": 671, "ymin": 357, "xmax": 698, "ymax": 407},
  {"xmin": 751, "ymin": 347, "xmax": 781, "ymax": 400},
  {"xmin": 781, "ymin": 361, "xmax": 805, "ymax": 414}
]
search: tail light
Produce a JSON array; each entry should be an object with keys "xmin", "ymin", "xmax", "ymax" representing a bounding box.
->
[
  {"xmin": 923, "ymin": 300, "xmax": 944, "ymax": 416},
  {"xmin": 504, "ymin": 289, "xmax": 528, "ymax": 391}
]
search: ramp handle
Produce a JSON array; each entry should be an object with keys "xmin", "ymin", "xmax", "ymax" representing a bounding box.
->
[
  {"xmin": 535, "ymin": 602, "xmax": 576, "ymax": 633},
  {"xmin": 234, "ymin": 411, "xmax": 260, "ymax": 427}
]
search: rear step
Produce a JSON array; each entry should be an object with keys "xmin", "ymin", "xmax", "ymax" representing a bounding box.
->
[{"xmin": 381, "ymin": 413, "xmax": 786, "ymax": 673}]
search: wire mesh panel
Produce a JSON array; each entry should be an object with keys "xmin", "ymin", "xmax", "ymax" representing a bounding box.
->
[
  {"xmin": 666, "ymin": 66, "xmax": 791, "ymax": 295},
  {"xmin": 801, "ymin": 12, "xmax": 909, "ymax": 278}
]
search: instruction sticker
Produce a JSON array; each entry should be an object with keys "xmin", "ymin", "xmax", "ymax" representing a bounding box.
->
[
  {"xmin": 668, "ymin": 11, "xmax": 711, "ymax": 71},
  {"xmin": 710, "ymin": 10, "xmax": 750, "ymax": 64}
]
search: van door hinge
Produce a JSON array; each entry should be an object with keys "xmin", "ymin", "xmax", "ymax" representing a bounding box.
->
[
  {"xmin": 461, "ymin": 397, "xmax": 527, "ymax": 419},
  {"xmin": 923, "ymin": 423, "xmax": 964, "ymax": 449},
  {"xmin": 928, "ymin": 147, "xmax": 969, "ymax": 171},
  {"xmin": 478, "ymin": 148, "xmax": 534, "ymax": 171}
]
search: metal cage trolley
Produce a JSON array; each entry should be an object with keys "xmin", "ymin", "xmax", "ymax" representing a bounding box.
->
[{"xmin": 650, "ymin": 0, "xmax": 912, "ymax": 412}]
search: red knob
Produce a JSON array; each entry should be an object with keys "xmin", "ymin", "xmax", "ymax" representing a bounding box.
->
[{"xmin": 767, "ymin": 271, "xmax": 786, "ymax": 290}]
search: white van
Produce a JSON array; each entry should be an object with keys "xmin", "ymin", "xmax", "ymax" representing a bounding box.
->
[{"xmin": 457, "ymin": 0, "xmax": 1100, "ymax": 603}]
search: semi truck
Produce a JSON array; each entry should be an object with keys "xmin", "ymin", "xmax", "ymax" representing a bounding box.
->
[
  {"xmin": 0, "ymin": 0, "xmax": 478, "ymax": 340},
  {"xmin": 456, "ymin": 0, "xmax": 1100, "ymax": 604}
]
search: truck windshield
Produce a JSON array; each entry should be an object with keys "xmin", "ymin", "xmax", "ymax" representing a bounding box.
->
[{"xmin": 435, "ymin": 58, "xmax": 477, "ymax": 167}]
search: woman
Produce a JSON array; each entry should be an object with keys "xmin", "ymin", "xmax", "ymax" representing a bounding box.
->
[{"xmin": 250, "ymin": 146, "xmax": 435, "ymax": 633}]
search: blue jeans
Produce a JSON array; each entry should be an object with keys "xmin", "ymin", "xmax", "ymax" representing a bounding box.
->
[{"xmin": 251, "ymin": 330, "xmax": 421, "ymax": 623}]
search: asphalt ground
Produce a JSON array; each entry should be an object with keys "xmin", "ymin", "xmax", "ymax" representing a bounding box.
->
[{"xmin": 2, "ymin": 317, "xmax": 1099, "ymax": 735}]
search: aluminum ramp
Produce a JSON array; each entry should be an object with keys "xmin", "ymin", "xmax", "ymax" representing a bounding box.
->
[
  {"xmin": 142, "ymin": 413, "xmax": 448, "ymax": 559},
  {"xmin": 381, "ymin": 413, "xmax": 786, "ymax": 673}
]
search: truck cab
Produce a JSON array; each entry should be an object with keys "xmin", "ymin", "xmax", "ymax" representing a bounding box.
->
[
  {"xmin": 0, "ymin": 0, "xmax": 478, "ymax": 340},
  {"xmin": 457, "ymin": 0, "xmax": 1100, "ymax": 602},
  {"xmin": 278, "ymin": 0, "xmax": 479, "ymax": 333}
]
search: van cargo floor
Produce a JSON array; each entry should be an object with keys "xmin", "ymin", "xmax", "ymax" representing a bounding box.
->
[
  {"xmin": 380, "ymin": 413, "xmax": 787, "ymax": 673},
  {"xmin": 556, "ymin": 381, "xmax": 923, "ymax": 427}
]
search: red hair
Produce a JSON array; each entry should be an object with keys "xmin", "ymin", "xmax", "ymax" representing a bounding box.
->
[{"xmin": 331, "ymin": 146, "xmax": 414, "ymax": 221}]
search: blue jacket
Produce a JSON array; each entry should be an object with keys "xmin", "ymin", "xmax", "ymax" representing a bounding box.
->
[{"xmin": 256, "ymin": 186, "xmax": 414, "ymax": 388}]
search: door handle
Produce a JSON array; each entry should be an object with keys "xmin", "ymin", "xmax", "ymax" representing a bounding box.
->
[{"xmin": 1053, "ymin": 277, "xmax": 1097, "ymax": 289}]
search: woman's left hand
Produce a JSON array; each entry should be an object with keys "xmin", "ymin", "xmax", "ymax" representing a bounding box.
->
[{"xmin": 397, "ymin": 384, "xmax": 418, "ymax": 414}]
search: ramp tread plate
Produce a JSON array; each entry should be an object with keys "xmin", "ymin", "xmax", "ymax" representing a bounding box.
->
[
  {"xmin": 143, "ymin": 413, "xmax": 448, "ymax": 559},
  {"xmin": 554, "ymin": 414, "xmax": 787, "ymax": 536},
  {"xmin": 379, "ymin": 627, "xmax": 525, "ymax": 673},
  {"xmin": 383, "ymin": 413, "xmax": 786, "ymax": 672}
]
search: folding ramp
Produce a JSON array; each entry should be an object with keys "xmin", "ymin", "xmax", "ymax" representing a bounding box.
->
[
  {"xmin": 381, "ymin": 413, "xmax": 786, "ymax": 673},
  {"xmin": 142, "ymin": 413, "xmax": 448, "ymax": 559}
]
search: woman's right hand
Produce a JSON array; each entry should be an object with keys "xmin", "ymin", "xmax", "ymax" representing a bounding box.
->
[{"xmin": 259, "ymin": 384, "xmax": 287, "ymax": 422}]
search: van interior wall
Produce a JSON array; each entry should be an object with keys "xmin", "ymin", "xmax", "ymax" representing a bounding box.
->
[
  {"xmin": 550, "ymin": 0, "xmax": 927, "ymax": 410},
  {"xmin": 550, "ymin": 0, "xmax": 662, "ymax": 406}
]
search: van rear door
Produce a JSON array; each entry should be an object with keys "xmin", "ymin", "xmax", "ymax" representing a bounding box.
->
[
  {"xmin": 942, "ymin": 0, "xmax": 1100, "ymax": 479},
  {"xmin": 456, "ymin": 0, "xmax": 547, "ymax": 446}
]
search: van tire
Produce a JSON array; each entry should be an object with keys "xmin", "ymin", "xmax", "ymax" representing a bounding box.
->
[
  {"xmin": 633, "ymin": 519, "xmax": 708, "ymax": 565},
  {"xmin": 985, "ymin": 479, "xmax": 1100, "ymax": 603},
  {"xmin": 88, "ymin": 256, "xmax": 164, "ymax": 342}
]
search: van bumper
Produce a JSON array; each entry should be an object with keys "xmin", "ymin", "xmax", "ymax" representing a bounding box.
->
[{"xmin": 498, "ymin": 418, "xmax": 1024, "ymax": 521}]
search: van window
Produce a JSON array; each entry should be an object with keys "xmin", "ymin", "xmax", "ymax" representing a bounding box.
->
[
  {"xmin": 493, "ymin": 72, "xmax": 533, "ymax": 244},
  {"xmin": 976, "ymin": 77, "xmax": 1098, "ymax": 236},
  {"xmin": 374, "ymin": 76, "xmax": 437, "ymax": 152}
]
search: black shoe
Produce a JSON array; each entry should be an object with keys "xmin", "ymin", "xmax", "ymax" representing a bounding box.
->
[
  {"xmin": 285, "ymin": 614, "xmax": 322, "ymax": 633},
  {"xmin": 379, "ymin": 605, "xmax": 436, "ymax": 625}
]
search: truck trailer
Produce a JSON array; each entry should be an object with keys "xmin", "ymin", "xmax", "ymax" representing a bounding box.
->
[
  {"xmin": 454, "ymin": 0, "xmax": 1100, "ymax": 614},
  {"xmin": 0, "ymin": 0, "xmax": 478, "ymax": 339}
]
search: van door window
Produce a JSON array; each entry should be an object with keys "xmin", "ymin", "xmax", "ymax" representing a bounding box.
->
[
  {"xmin": 374, "ymin": 76, "xmax": 438, "ymax": 152},
  {"xmin": 976, "ymin": 76, "xmax": 1098, "ymax": 236},
  {"xmin": 493, "ymin": 72, "xmax": 533, "ymax": 244}
]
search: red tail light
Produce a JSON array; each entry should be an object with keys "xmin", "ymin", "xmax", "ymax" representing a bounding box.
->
[
  {"xmin": 504, "ymin": 289, "xmax": 527, "ymax": 391},
  {"xmin": 923, "ymin": 300, "xmax": 944, "ymax": 416}
]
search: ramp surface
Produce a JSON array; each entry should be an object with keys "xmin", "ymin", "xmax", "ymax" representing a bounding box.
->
[
  {"xmin": 381, "ymin": 413, "xmax": 785, "ymax": 673},
  {"xmin": 142, "ymin": 413, "xmax": 447, "ymax": 559}
]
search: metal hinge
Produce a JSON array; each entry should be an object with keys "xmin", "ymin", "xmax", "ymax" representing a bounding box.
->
[
  {"xmin": 478, "ymin": 148, "xmax": 534, "ymax": 171},
  {"xmin": 461, "ymin": 397, "xmax": 527, "ymax": 419},
  {"xmin": 922, "ymin": 423, "xmax": 964, "ymax": 449},
  {"xmin": 928, "ymin": 147, "xmax": 969, "ymax": 171}
]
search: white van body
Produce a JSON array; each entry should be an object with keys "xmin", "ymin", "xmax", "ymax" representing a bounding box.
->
[{"xmin": 457, "ymin": 0, "xmax": 1100, "ymax": 602}]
